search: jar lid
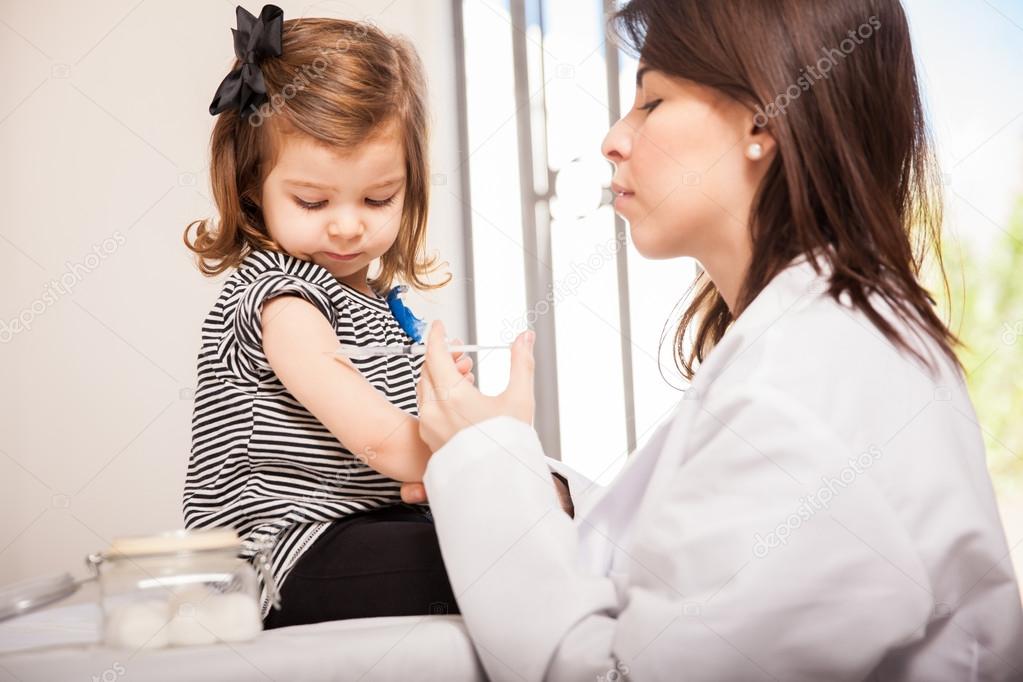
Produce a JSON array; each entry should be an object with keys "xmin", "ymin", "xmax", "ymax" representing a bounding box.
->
[
  {"xmin": 106, "ymin": 528, "xmax": 242, "ymax": 557},
  {"xmin": 0, "ymin": 572, "xmax": 79, "ymax": 622}
]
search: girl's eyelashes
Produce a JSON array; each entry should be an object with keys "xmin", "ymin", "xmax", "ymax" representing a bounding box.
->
[
  {"xmin": 292, "ymin": 194, "xmax": 398, "ymax": 211},
  {"xmin": 365, "ymin": 194, "xmax": 397, "ymax": 208},
  {"xmin": 294, "ymin": 197, "xmax": 326, "ymax": 211},
  {"xmin": 638, "ymin": 98, "xmax": 663, "ymax": 112}
]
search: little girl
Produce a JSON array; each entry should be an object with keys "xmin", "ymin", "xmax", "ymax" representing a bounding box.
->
[{"xmin": 181, "ymin": 5, "xmax": 471, "ymax": 628}]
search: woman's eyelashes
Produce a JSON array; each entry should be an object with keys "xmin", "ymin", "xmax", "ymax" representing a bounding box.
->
[
  {"xmin": 292, "ymin": 194, "xmax": 396, "ymax": 211},
  {"xmin": 638, "ymin": 98, "xmax": 662, "ymax": 112}
]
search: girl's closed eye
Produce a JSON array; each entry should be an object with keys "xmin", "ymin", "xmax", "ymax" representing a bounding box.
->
[
  {"xmin": 294, "ymin": 196, "xmax": 327, "ymax": 211},
  {"xmin": 365, "ymin": 194, "xmax": 397, "ymax": 208},
  {"xmin": 292, "ymin": 194, "xmax": 397, "ymax": 211}
]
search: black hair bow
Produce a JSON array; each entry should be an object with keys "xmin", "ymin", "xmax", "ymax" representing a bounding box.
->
[{"xmin": 209, "ymin": 4, "xmax": 284, "ymax": 117}]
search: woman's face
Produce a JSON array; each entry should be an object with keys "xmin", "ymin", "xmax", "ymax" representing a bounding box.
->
[{"xmin": 601, "ymin": 65, "xmax": 773, "ymax": 271}]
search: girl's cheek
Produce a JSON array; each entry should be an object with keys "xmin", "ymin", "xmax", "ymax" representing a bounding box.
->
[{"xmin": 381, "ymin": 205, "xmax": 404, "ymax": 231}]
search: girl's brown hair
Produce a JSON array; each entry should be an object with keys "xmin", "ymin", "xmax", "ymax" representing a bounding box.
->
[
  {"xmin": 612, "ymin": 0, "xmax": 962, "ymax": 380},
  {"xmin": 184, "ymin": 17, "xmax": 448, "ymax": 292}
]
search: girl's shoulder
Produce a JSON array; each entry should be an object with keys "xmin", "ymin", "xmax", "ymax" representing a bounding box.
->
[
  {"xmin": 211, "ymin": 249, "xmax": 408, "ymax": 322},
  {"xmin": 212, "ymin": 249, "xmax": 344, "ymax": 304},
  {"xmin": 233, "ymin": 249, "xmax": 339, "ymax": 289},
  {"xmin": 199, "ymin": 249, "xmax": 347, "ymax": 326}
]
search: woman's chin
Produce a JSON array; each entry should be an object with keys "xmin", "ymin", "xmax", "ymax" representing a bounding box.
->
[{"xmin": 627, "ymin": 226, "xmax": 672, "ymax": 260}]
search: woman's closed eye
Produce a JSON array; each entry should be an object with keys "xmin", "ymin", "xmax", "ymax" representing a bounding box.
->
[{"xmin": 638, "ymin": 98, "xmax": 662, "ymax": 112}]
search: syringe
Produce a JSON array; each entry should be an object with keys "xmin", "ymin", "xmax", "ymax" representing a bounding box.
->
[{"xmin": 331, "ymin": 343, "xmax": 511, "ymax": 359}]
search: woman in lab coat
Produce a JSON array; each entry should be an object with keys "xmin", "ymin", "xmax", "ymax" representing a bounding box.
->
[{"xmin": 404, "ymin": 0, "xmax": 1023, "ymax": 679}]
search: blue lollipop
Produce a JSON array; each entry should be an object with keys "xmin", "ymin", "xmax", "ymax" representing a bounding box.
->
[{"xmin": 386, "ymin": 285, "xmax": 426, "ymax": 343}]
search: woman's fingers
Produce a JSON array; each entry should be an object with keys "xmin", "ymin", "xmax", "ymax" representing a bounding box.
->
[
  {"xmin": 416, "ymin": 354, "xmax": 445, "ymax": 451},
  {"xmin": 424, "ymin": 321, "xmax": 464, "ymax": 387},
  {"xmin": 418, "ymin": 321, "xmax": 492, "ymax": 451},
  {"xmin": 507, "ymin": 330, "xmax": 535, "ymax": 394},
  {"xmin": 503, "ymin": 330, "xmax": 536, "ymax": 423},
  {"xmin": 454, "ymin": 354, "xmax": 473, "ymax": 377},
  {"xmin": 419, "ymin": 346, "xmax": 436, "ymax": 402},
  {"xmin": 449, "ymin": 337, "xmax": 464, "ymax": 365}
]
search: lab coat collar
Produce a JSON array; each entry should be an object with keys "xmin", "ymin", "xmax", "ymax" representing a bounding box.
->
[
  {"xmin": 687, "ymin": 247, "xmax": 835, "ymax": 397},
  {"xmin": 622, "ymin": 248, "xmax": 835, "ymax": 519},
  {"xmin": 573, "ymin": 249, "xmax": 836, "ymax": 567}
]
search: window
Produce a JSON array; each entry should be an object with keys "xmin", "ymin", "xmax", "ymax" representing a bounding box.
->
[{"xmin": 454, "ymin": 0, "xmax": 693, "ymax": 483}]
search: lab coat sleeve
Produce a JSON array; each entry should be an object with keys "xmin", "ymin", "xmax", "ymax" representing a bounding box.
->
[
  {"xmin": 424, "ymin": 417, "xmax": 617, "ymax": 681},
  {"xmin": 424, "ymin": 384, "xmax": 936, "ymax": 681},
  {"xmin": 545, "ymin": 456, "xmax": 598, "ymax": 504}
]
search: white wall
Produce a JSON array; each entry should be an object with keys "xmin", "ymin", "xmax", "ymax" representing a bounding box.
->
[{"xmin": 0, "ymin": 0, "xmax": 467, "ymax": 585}]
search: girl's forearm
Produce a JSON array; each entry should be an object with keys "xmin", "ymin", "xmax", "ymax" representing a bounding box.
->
[{"xmin": 361, "ymin": 413, "xmax": 432, "ymax": 482}]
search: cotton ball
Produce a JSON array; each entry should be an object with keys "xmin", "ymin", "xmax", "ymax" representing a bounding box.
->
[
  {"xmin": 168, "ymin": 606, "xmax": 218, "ymax": 646},
  {"xmin": 167, "ymin": 585, "xmax": 217, "ymax": 647},
  {"xmin": 197, "ymin": 592, "xmax": 262, "ymax": 643},
  {"xmin": 104, "ymin": 599, "xmax": 170, "ymax": 649}
]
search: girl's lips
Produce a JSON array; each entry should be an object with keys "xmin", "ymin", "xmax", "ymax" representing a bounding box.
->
[{"xmin": 325, "ymin": 252, "xmax": 361, "ymax": 262}]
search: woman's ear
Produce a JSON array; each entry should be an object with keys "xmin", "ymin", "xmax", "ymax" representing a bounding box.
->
[{"xmin": 744, "ymin": 115, "xmax": 777, "ymax": 162}]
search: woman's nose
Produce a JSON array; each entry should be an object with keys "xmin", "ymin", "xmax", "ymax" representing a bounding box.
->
[{"xmin": 601, "ymin": 116, "xmax": 632, "ymax": 164}]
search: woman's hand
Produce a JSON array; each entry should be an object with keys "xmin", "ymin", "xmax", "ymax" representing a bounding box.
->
[
  {"xmin": 417, "ymin": 320, "xmax": 535, "ymax": 453},
  {"xmin": 400, "ymin": 333, "xmax": 478, "ymax": 504},
  {"xmin": 448, "ymin": 337, "xmax": 475, "ymax": 386}
]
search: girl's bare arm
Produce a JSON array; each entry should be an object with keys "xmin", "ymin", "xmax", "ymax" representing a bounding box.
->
[{"xmin": 260, "ymin": 295, "xmax": 468, "ymax": 482}]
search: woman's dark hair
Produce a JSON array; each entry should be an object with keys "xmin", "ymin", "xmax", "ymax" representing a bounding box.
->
[{"xmin": 612, "ymin": 0, "xmax": 962, "ymax": 380}]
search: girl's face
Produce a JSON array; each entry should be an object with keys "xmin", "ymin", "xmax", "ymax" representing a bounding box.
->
[
  {"xmin": 261, "ymin": 126, "xmax": 406, "ymax": 293},
  {"xmin": 601, "ymin": 65, "xmax": 774, "ymax": 290}
]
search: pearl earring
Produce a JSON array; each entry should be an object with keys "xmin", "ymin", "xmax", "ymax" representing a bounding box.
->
[{"xmin": 746, "ymin": 142, "xmax": 764, "ymax": 160}]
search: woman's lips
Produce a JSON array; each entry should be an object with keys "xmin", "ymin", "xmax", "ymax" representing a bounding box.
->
[
  {"xmin": 611, "ymin": 182, "xmax": 635, "ymax": 209},
  {"xmin": 325, "ymin": 251, "xmax": 361, "ymax": 262}
]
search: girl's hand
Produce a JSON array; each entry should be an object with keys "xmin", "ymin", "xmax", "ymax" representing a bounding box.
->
[
  {"xmin": 400, "ymin": 481, "xmax": 427, "ymax": 504},
  {"xmin": 417, "ymin": 320, "xmax": 535, "ymax": 453}
]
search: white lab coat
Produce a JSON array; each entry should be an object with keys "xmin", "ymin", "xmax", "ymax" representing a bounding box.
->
[{"xmin": 423, "ymin": 251, "xmax": 1023, "ymax": 681}]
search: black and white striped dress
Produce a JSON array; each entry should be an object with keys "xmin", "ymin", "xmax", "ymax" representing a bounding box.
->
[{"xmin": 182, "ymin": 248, "xmax": 424, "ymax": 619}]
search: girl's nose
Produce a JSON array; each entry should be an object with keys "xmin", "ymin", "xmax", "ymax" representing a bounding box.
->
[
  {"xmin": 327, "ymin": 211, "xmax": 364, "ymax": 241},
  {"xmin": 601, "ymin": 116, "xmax": 632, "ymax": 165}
]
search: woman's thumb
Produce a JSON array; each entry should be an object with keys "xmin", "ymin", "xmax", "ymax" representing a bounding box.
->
[{"xmin": 504, "ymin": 330, "xmax": 535, "ymax": 422}]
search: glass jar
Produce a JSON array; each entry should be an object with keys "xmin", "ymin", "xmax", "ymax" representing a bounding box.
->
[
  {"xmin": 88, "ymin": 528, "xmax": 278, "ymax": 649},
  {"xmin": 0, "ymin": 528, "xmax": 279, "ymax": 650}
]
